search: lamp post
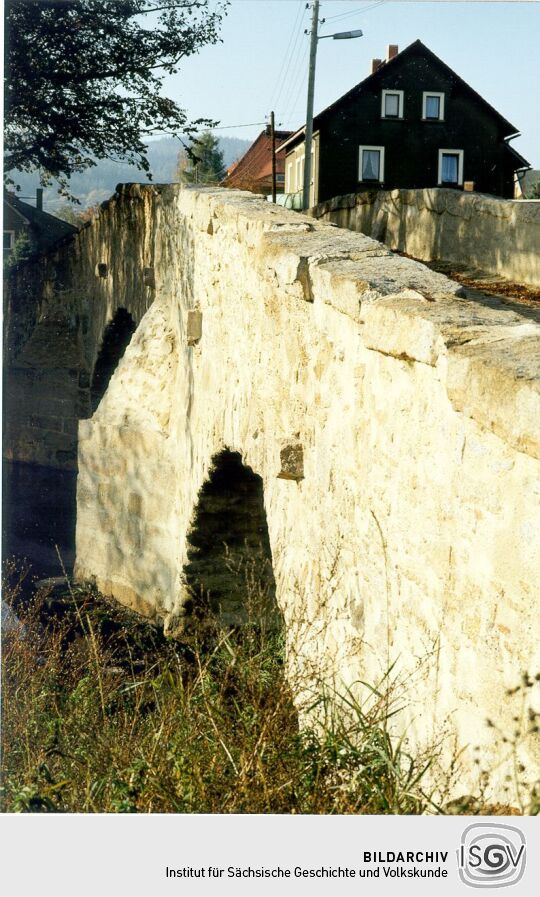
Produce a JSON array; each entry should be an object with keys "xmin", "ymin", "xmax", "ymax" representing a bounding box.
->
[{"xmin": 302, "ymin": 2, "xmax": 363, "ymax": 210}]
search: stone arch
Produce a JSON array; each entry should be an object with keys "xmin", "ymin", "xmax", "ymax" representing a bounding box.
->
[
  {"xmin": 183, "ymin": 449, "xmax": 278, "ymax": 627},
  {"xmin": 90, "ymin": 307, "xmax": 136, "ymax": 412}
]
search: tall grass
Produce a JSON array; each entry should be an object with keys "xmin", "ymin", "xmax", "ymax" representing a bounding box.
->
[
  {"xmin": 1, "ymin": 571, "xmax": 435, "ymax": 814},
  {"xmin": 1, "ymin": 570, "xmax": 535, "ymax": 814}
]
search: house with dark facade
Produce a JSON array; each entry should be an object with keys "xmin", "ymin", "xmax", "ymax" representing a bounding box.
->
[
  {"xmin": 3, "ymin": 190, "xmax": 77, "ymax": 258},
  {"xmin": 221, "ymin": 127, "xmax": 292, "ymax": 196},
  {"xmin": 278, "ymin": 40, "xmax": 530, "ymax": 206}
]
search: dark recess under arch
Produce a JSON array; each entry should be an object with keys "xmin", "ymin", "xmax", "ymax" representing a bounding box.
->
[
  {"xmin": 184, "ymin": 450, "xmax": 278, "ymax": 626},
  {"xmin": 90, "ymin": 308, "xmax": 136, "ymax": 412}
]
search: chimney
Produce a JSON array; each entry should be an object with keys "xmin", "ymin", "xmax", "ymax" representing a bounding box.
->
[
  {"xmin": 387, "ymin": 44, "xmax": 398, "ymax": 61},
  {"xmin": 371, "ymin": 58, "xmax": 382, "ymax": 75},
  {"xmin": 36, "ymin": 188, "xmax": 43, "ymax": 211}
]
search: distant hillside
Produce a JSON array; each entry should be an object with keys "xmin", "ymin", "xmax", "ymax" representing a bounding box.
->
[{"xmin": 9, "ymin": 136, "xmax": 252, "ymax": 213}]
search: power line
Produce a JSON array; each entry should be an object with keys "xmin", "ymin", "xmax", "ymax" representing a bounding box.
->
[
  {"xmin": 282, "ymin": 42, "xmax": 310, "ymax": 133},
  {"xmin": 280, "ymin": 34, "xmax": 309, "ymax": 131},
  {"xmin": 268, "ymin": 0, "xmax": 305, "ymax": 113},
  {"xmin": 211, "ymin": 121, "xmax": 267, "ymax": 131},
  {"xmin": 270, "ymin": 5, "xmax": 308, "ymax": 126},
  {"xmin": 272, "ymin": 6, "xmax": 307, "ymax": 115},
  {"xmin": 325, "ymin": 0, "xmax": 387, "ymax": 23}
]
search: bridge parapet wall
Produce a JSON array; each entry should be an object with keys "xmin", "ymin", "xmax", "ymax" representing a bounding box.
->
[
  {"xmin": 3, "ymin": 184, "xmax": 159, "ymax": 469},
  {"xmin": 310, "ymin": 188, "xmax": 540, "ymax": 288},
  {"xmin": 69, "ymin": 185, "xmax": 540, "ymax": 798}
]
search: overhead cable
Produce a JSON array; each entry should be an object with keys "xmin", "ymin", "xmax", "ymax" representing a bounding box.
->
[
  {"xmin": 325, "ymin": 0, "xmax": 386, "ymax": 24},
  {"xmin": 268, "ymin": 0, "xmax": 305, "ymax": 112}
]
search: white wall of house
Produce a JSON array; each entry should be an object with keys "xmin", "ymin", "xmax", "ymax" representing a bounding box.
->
[{"xmin": 284, "ymin": 133, "xmax": 320, "ymax": 207}]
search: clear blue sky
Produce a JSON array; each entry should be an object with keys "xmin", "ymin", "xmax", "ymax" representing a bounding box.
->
[{"xmin": 164, "ymin": 0, "xmax": 540, "ymax": 166}]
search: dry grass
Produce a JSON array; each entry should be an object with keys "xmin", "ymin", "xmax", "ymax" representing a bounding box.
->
[
  {"xmin": 2, "ymin": 567, "xmax": 537, "ymax": 815},
  {"xmin": 1, "ymin": 572, "xmax": 434, "ymax": 814}
]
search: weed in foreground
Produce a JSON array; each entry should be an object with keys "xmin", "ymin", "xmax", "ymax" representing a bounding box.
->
[
  {"xmin": 2, "ymin": 566, "xmax": 537, "ymax": 815},
  {"xmin": 2, "ymin": 571, "xmax": 433, "ymax": 814}
]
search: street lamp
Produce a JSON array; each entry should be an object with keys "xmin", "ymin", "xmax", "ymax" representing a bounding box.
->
[
  {"xmin": 302, "ymin": 2, "xmax": 363, "ymax": 210},
  {"xmin": 319, "ymin": 30, "xmax": 364, "ymax": 41}
]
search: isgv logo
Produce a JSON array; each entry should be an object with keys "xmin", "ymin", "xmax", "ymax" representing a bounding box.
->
[{"xmin": 458, "ymin": 823, "xmax": 526, "ymax": 888}]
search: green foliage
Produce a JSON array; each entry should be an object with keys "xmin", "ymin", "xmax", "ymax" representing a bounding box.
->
[
  {"xmin": 4, "ymin": 1, "xmax": 227, "ymax": 196},
  {"xmin": 526, "ymin": 179, "xmax": 540, "ymax": 199},
  {"xmin": 54, "ymin": 204, "xmax": 86, "ymax": 227},
  {"xmin": 55, "ymin": 203, "xmax": 100, "ymax": 227},
  {"xmin": 177, "ymin": 130, "xmax": 226, "ymax": 185},
  {"xmin": 3, "ymin": 229, "xmax": 33, "ymax": 270}
]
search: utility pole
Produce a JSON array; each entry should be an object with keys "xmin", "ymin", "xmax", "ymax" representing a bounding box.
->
[
  {"xmin": 302, "ymin": 0, "xmax": 320, "ymax": 211},
  {"xmin": 300, "ymin": 5, "xmax": 362, "ymax": 211},
  {"xmin": 271, "ymin": 110, "xmax": 276, "ymax": 203}
]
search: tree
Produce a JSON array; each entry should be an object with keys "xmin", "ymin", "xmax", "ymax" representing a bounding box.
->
[
  {"xmin": 4, "ymin": 1, "xmax": 227, "ymax": 197},
  {"xmin": 3, "ymin": 230, "xmax": 33, "ymax": 271},
  {"xmin": 55, "ymin": 202, "xmax": 101, "ymax": 227},
  {"xmin": 176, "ymin": 131, "xmax": 226, "ymax": 184}
]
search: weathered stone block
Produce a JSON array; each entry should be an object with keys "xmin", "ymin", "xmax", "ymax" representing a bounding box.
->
[
  {"xmin": 277, "ymin": 443, "xmax": 304, "ymax": 481},
  {"xmin": 128, "ymin": 493, "xmax": 143, "ymax": 516},
  {"xmin": 143, "ymin": 267, "xmax": 155, "ymax": 288},
  {"xmin": 187, "ymin": 309, "xmax": 203, "ymax": 345}
]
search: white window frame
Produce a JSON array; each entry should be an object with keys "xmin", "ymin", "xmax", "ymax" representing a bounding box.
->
[
  {"xmin": 381, "ymin": 89, "xmax": 404, "ymax": 119},
  {"xmin": 295, "ymin": 155, "xmax": 305, "ymax": 192},
  {"xmin": 359, "ymin": 145, "xmax": 385, "ymax": 183},
  {"xmin": 3, "ymin": 230, "xmax": 15, "ymax": 252},
  {"xmin": 422, "ymin": 91, "xmax": 445, "ymax": 121},
  {"xmin": 438, "ymin": 149, "xmax": 464, "ymax": 186},
  {"xmin": 286, "ymin": 161, "xmax": 293, "ymax": 192}
]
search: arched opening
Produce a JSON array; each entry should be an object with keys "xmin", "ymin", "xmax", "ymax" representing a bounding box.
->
[
  {"xmin": 90, "ymin": 308, "xmax": 136, "ymax": 411},
  {"xmin": 184, "ymin": 450, "xmax": 278, "ymax": 627}
]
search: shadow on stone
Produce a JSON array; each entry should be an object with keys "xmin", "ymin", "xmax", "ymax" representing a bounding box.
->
[{"xmin": 2, "ymin": 461, "xmax": 77, "ymax": 590}]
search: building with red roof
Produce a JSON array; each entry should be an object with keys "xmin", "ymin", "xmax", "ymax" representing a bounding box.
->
[{"xmin": 221, "ymin": 127, "xmax": 292, "ymax": 196}]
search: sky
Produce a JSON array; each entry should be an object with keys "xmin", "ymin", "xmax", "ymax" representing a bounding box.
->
[{"xmin": 163, "ymin": 0, "xmax": 540, "ymax": 167}]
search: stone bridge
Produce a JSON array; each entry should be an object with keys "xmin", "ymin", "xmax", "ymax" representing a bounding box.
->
[{"xmin": 4, "ymin": 184, "xmax": 540, "ymax": 796}]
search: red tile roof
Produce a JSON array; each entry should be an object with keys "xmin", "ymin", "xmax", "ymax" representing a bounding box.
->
[{"xmin": 221, "ymin": 129, "xmax": 292, "ymax": 193}]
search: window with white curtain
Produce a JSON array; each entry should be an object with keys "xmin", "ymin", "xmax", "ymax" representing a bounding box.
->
[
  {"xmin": 359, "ymin": 146, "xmax": 385, "ymax": 182},
  {"xmin": 438, "ymin": 149, "xmax": 464, "ymax": 185}
]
